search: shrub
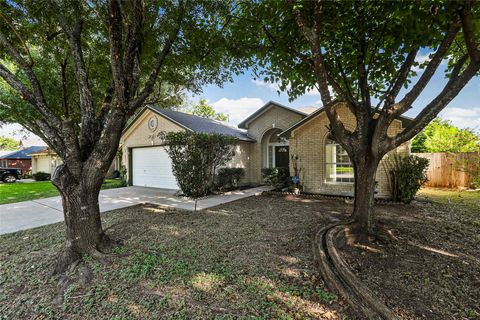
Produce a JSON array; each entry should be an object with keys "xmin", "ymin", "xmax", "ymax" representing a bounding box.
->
[
  {"xmin": 22, "ymin": 171, "xmax": 32, "ymax": 179},
  {"xmin": 383, "ymin": 155, "xmax": 429, "ymax": 203},
  {"xmin": 216, "ymin": 167, "xmax": 245, "ymax": 190},
  {"xmin": 456, "ymin": 154, "xmax": 480, "ymax": 189},
  {"xmin": 119, "ymin": 166, "xmax": 128, "ymax": 187},
  {"xmin": 262, "ymin": 167, "xmax": 291, "ymax": 189},
  {"xmin": 160, "ymin": 131, "xmax": 237, "ymax": 199},
  {"xmin": 32, "ymin": 171, "xmax": 51, "ymax": 181}
]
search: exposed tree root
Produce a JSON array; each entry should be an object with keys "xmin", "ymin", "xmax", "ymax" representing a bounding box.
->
[
  {"xmin": 51, "ymin": 233, "xmax": 123, "ymax": 276},
  {"xmin": 51, "ymin": 248, "xmax": 82, "ymax": 277},
  {"xmin": 98, "ymin": 233, "xmax": 124, "ymax": 251},
  {"xmin": 313, "ymin": 221, "xmax": 399, "ymax": 319}
]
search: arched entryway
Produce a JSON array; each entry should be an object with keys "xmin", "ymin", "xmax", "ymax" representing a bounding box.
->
[{"xmin": 261, "ymin": 128, "xmax": 289, "ymax": 168}]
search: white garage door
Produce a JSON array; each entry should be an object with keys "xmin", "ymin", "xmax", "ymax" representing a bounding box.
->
[
  {"xmin": 36, "ymin": 157, "xmax": 52, "ymax": 173},
  {"xmin": 132, "ymin": 147, "xmax": 179, "ymax": 189}
]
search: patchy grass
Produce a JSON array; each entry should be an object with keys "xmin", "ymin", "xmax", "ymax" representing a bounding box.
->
[
  {"xmin": 0, "ymin": 194, "xmax": 348, "ymax": 319},
  {"xmin": 341, "ymin": 188, "xmax": 480, "ymax": 319},
  {"xmin": 0, "ymin": 179, "xmax": 124, "ymax": 205},
  {"xmin": 2, "ymin": 190, "xmax": 477, "ymax": 319}
]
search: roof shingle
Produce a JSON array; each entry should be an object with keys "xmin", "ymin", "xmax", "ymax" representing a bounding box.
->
[
  {"xmin": 0, "ymin": 146, "xmax": 46, "ymax": 159},
  {"xmin": 148, "ymin": 106, "xmax": 255, "ymax": 142}
]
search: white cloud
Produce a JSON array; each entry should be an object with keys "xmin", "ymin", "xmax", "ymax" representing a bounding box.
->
[
  {"xmin": 251, "ymin": 79, "xmax": 282, "ymax": 91},
  {"xmin": 0, "ymin": 123, "xmax": 47, "ymax": 147},
  {"xmin": 439, "ymin": 107, "xmax": 480, "ymax": 131},
  {"xmin": 412, "ymin": 52, "xmax": 447, "ymax": 72},
  {"xmin": 211, "ymin": 97, "xmax": 265, "ymax": 124},
  {"xmin": 251, "ymin": 79, "xmax": 320, "ymax": 97}
]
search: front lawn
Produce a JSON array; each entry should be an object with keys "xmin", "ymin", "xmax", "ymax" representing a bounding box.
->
[
  {"xmin": 0, "ymin": 195, "xmax": 347, "ymax": 319},
  {"xmin": 340, "ymin": 188, "xmax": 480, "ymax": 319},
  {"xmin": 0, "ymin": 179, "xmax": 124, "ymax": 205},
  {"xmin": 0, "ymin": 190, "xmax": 478, "ymax": 319}
]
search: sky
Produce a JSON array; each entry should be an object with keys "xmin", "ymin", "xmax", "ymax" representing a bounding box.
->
[
  {"xmin": 196, "ymin": 60, "xmax": 480, "ymax": 130},
  {"xmin": 1, "ymin": 53, "xmax": 479, "ymax": 147}
]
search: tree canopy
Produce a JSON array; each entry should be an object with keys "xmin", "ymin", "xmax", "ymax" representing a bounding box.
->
[
  {"xmin": 0, "ymin": 0, "xmax": 249, "ymax": 270},
  {"xmin": 0, "ymin": 136, "xmax": 19, "ymax": 150},
  {"xmin": 233, "ymin": 0, "xmax": 480, "ymax": 234},
  {"xmin": 188, "ymin": 98, "xmax": 228, "ymax": 121},
  {"xmin": 412, "ymin": 118, "xmax": 480, "ymax": 152}
]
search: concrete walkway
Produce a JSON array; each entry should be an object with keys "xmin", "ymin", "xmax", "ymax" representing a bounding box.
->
[{"xmin": 0, "ymin": 186, "xmax": 272, "ymax": 235}]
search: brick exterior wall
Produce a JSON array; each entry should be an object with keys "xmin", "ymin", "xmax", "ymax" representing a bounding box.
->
[
  {"xmin": 120, "ymin": 104, "xmax": 409, "ymax": 197},
  {"xmin": 289, "ymin": 103, "xmax": 410, "ymax": 198},
  {"xmin": 244, "ymin": 105, "xmax": 304, "ymax": 183},
  {"xmin": 3, "ymin": 159, "xmax": 32, "ymax": 174}
]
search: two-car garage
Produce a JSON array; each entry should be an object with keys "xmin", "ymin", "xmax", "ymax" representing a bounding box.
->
[{"xmin": 131, "ymin": 147, "xmax": 178, "ymax": 189}]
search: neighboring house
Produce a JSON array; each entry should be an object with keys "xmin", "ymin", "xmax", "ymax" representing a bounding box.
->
[
  {"xmin": 30, "ymin": 148, "xmax": 119, "ymax": 178},
  {"xmin": 29, "ymin": 148, "xmax": 63, "ymax": 174},
  {"xmin": 0, "ymin": 146, "xmax": 46, "ymax": 173},
  {"xmin": 120, "ymin": 101, "xmax": 411, "ymax": 198}
]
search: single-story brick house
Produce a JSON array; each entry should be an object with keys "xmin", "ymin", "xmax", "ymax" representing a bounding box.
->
[
  {"xmin": 120, "ymin": 101, "xmax": 411, "ymax": 198},
  {"xmin": 0, "ymin": 146, "xmax": 46, "ymax": 174}
]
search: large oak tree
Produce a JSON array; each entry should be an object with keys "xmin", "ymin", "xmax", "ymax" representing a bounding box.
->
[
  {"xmin": 238, "ymin": 0, "xmax": 480, "ymax": 236},
  {"xmin": 0, "ymin": 0, "xmax": 245, "ymax": 272}
]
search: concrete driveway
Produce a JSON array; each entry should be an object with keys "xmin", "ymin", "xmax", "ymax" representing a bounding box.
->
[{"xmin": 0, "ymin": 186, "xmax": 272, "ymax": 235}]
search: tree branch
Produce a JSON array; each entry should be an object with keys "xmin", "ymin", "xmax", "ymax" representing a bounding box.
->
[
  {"xmin": 386, "ymin": 60, "xmax": 480, "ymax": 149},
  {"xmin": 460, "ymin": 0, "xmax": 480, "ymax": 63},
  {"xmin": 0, "ymin": 63, "xmax": 59, "ymax": 126},
  {"xmin": 57, "ymin": 14, "xmax": 94, "ymax": 120},
  {"xmin": 383, "ymin": 48, "xmax": 419, "ymax": 107},
  {"xmin": 128, "ymin": 25, "xmax": 182, "ymax": 111},
  {"xmin": 0, "ymin": 31, "xmax": 48, "ymax": 107},
  {"xmin": 123, "ymin": 0, "xmax": 144, "ymax": 100},
  {"xmin": 107, "ymin": 0, "xmax": 126, "ymax": 104},
  {"xmin": 386, "ymin": 22, "xmax": 461, "ymax": 118},
  {"xmin": 288, "ymin": 0, "xmax": 333, "ymax": 105}
]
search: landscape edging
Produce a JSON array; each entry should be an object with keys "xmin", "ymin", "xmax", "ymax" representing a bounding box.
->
[{"xmin": 312, "ymin": 222, "xmax": 399, "ymax": 320}]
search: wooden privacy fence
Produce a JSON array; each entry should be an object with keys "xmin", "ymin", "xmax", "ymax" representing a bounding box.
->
[{"xmin": 415, "ymin": 152, "xmax": 479, "ymax": 188}]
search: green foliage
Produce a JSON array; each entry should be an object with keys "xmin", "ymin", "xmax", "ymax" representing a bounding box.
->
[
  {"xmin": 456, "ymin": 154, "xmax": 480, "ymax": 189},
  {"xmin": 188, "ymin": 99, "xmax": 228, "ymax": 122},
  {"xmin": 216, "ymin": 167, "xmax": 245, "ymax": 190},
  {"xmin": 0, "ymin": 136, "xmax": 19, "ymax": 150},
  {"xmin": 119, "ymin": 166, "xmax": 128, "ymax": 187},
  {"xmin": 383, "ymin": 155, "xmax": 429, "ymax": 203},
  {"xmin": 261, "ymin": 167, "xmax": 291, "ymax": 190},
  {"xmin": 126, "ymin": 252, "xmax": 159, "ymax": 279},
  {"xmin": 0, "ymin": 1, "xmax": 249, "ymax": 130},
  {"xmin": 160, "ymin": 131, "xmax": 237, "ymax": 198},
  {"xmin": 412, "ymin": 119, "xmax": 480, "ymax": 153},
  {"xmin": 233, "ymin": 1, "xmax": 474, "ymax": 101},
  {"xmin": 32, "ymin": 171, "xmax": 51, "ymax": 181}
]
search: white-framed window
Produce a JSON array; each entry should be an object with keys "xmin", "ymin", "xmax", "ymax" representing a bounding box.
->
[{"xmin": 325, "ymin": 138, "xmax": 354, "ymax": 183}]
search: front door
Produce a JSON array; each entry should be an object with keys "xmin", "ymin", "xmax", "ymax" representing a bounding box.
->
[{"xmin": 275, "ymin": 146, "xmax": 289, "ymax": 168}]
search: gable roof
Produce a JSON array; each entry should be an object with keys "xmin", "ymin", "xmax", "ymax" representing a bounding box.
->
[
  {"xmin": 280, "ymin": 106, "xmax": 414, "ymax": 138},
  {"xmin": 125, "ymin": 106, "xmax": 255, "ymax": 142},
  {"xmin": 0, "ymin": 146, "xmax": 46, "ymax": 160},
  {"xmin": 28, "ymin": 147, "xmax": 51, "ymax": 156},
  {"xmin": 238, "ymin": 101, "xmax": 307, "ymax": 129}
]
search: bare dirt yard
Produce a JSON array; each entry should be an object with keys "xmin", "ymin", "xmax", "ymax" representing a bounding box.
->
[
  {"xmin": 0, "ymin": 189, "xmax": 478, "ymax": 319},
  {"xmin": 340, "ymin": 188, "xmax": 480, "ymax": 319}
]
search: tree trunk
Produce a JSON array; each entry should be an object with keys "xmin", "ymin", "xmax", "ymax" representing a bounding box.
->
[
  {"xmin": 351, "ymin": 152, "xmax": 380, "ymax": 236},
  {"xmin": 52, "ymin": 165, "xmax": 114, "ymax": 273}
]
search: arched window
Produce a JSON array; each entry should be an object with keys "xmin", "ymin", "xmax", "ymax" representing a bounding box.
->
[
  {"xmin": 262, "ymin": 128, "xmax": 289, "ymax": 168},
  {"xmin": 325, "ymin": 136, "xmax": 354, "ymax": 183}
]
